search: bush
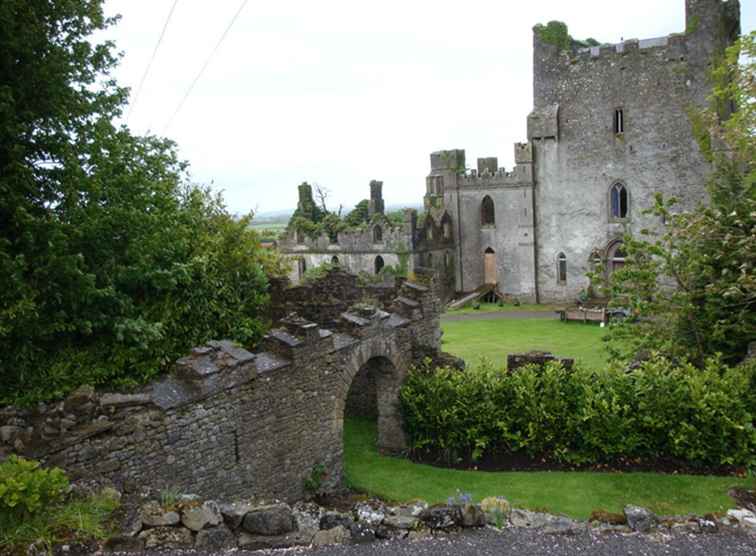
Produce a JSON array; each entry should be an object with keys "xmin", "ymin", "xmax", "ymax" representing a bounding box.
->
[
  {"xmin": 0, "ymin": 459, "xmax": 118, "ymax": 554},
  {"xmin": 0, "ymin": 456, "xmax": 69, "ymax": 518},
  {"xmin": 399, "ymin": 357, "xmax": 756, "ymax": 468}
]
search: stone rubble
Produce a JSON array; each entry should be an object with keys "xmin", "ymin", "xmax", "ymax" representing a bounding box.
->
[{"xmin": 99, "ymin": 492, "xmax": 756, "ymax": 553}]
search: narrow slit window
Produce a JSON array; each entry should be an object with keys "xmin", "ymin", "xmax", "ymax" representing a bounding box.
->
[
  {"xmin": 614, "ymin": 109, "xmax": 624, "ymax": 134},
  {"xmin": 558, "ymin": 252, "xmax": 567, "ymax": 284}
]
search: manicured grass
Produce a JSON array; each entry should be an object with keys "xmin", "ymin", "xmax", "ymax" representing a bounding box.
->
[
  {"xmin": 446, "ymin": 302, "xmax": 561, "ymax": 315},
  {"xmin": 344, "ymin": 418, "xmax": 751, "ymax": 519},
  {"xmin": 441, "ymin": 318, "xmax": 608, "ymax": 370}
]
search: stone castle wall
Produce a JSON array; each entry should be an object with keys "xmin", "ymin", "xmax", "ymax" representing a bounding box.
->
[{"xmin": 0, "ymin": 272, "xmax": 442, "ymax": 503}]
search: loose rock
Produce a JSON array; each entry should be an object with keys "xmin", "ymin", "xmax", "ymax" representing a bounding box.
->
[
  {"xmin": 139, "ymin": 501, "xmax": 180, "ymax": 528},
  {"xmin": 312, "ymin": 525, "xmax": 351, "ymax": 546},
  {"xmin": 181, "ymin": 500, "xmax": 222, "ymax": 531},
  {"xmin": 624, "ymin": 505, "xmax": 658, "ymax": 533},
  {"xmin": 138, "ymin": 527, "xmax": 193, "ymax": 550},
  {"xmin": 242, "ymin": 503, "xmax": 296, "ymax": 536},
  {"xmin": 195, "ymin": 526, "xmax": 237, "ymax": 550}
]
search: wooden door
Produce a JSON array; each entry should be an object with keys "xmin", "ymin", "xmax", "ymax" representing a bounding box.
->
[{"xmin": 484, "ymin": 249, "xmax": 497, "ymax": 285}]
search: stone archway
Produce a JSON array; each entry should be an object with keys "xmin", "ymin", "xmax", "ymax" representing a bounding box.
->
[
  {"xmin": 484, "ymin": 247, "xmax": 497, "ymax": 285},
  {"xmin": 336, "ymin": 338, "xmax": 409, "ymax": 456}
]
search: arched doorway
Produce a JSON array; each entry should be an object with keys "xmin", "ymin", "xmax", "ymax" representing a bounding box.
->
[
  {"xmin": 343, "ymin": 355, "xmax": 404, "ymax": 452},
  {"xmin": 607, "ymin": 240, "xmax": 626, "ymax": 277},
  {"xmin": 375, "ymin": 255, "xmax": 385, "ymax": 274},
  {"xmin": 484, "ymin": 247, "xmax": 497, "ymax": 285}
]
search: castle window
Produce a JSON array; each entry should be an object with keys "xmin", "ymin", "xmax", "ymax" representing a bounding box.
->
[
  {"xmin": 375, "ymin": 255, "xmax": 384, "ymax": 275},
  {"xmin": 557, "ymin": 252, "xmax": 567, "ymax": 284},
  {"xmin": 442, "ymin": 215, "xmax": 452, "ymax": 240},
  {"xmin": 331, "ymin": 256, "xmax": 339, "ymax": 266},
  {"xmin": 610, "ymin": 183, "xmax": 628, "ymax": 219},
  {"xmin": 444, "ymin": 251, "xmax": 451, "ymax": 269},
  {"xmin": 373, "ymin": 226, "xmax": 383, "ymax": 243},
  {"xmin": 614, "ymin": 109, "xmax": 624, "ymax": 134},
  {"xmin": 481, "ymin": 196, "xmax": 495, "ymax": 227},
  {"xmin": 298, "ymin": 257, "xmax": 307, "ymax": 278},
  {"xmin": 607, "ymin": 241, "xmax": 626, "ymax": 275},
  {"xmin": 427, "ymin": 223, "xmax": 433, "ymax": 240}
]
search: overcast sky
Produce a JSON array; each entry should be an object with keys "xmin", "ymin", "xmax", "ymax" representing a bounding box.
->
[{"xmin": 101, "ymin": 1, "xmax": 755, "ymax": 216}]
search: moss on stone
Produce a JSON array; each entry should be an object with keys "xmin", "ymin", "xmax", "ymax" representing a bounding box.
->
[{"xmin": 533, "ymin": 21, "xmax": 572, "ymax": 51}]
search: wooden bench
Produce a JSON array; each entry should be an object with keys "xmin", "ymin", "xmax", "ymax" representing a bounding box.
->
[{"xmin": 556, "ymin": 306, "xmax": 608, "ymax": 324}]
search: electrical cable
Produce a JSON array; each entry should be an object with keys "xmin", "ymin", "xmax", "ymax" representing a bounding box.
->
[
  {"xmin": 163, "ymin": 0, "xmax": 249, "ymax": 132},
  {"xmin": 126, "ymin": 0, "xmax": 180, "ymax": 125}
]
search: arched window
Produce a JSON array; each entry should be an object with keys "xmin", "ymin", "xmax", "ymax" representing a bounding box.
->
[
  {"xmin": 374, "ymin": 255, "xmax": 384, "ymax": 275},
  {"xmin": 441, "ymin": 214, "xmax": 452, "ymax": 240},
  {"xmin": 607, "ymin": 241, "xmax": 626, "ymax": 275},
  {"xmin": 557, "ymin": 252, "xmax": 567, "ymax": 284},
  {"xmin": 610, "ymin": 183, "xmax": 628, "ymax": 219},
  {"xmin": 426, "ymin": 223, "xmax": 433, "ymax": 240},
  {"xmin": 444, "ymin": 251, "xmax": 451, "ymax": 269},
  {"xmin": 331, "ymin": 256, "xmax": 339, "ymax": 266},
  {"xmin": 298, "ymin": 257, "xmax": 307, "ymax": 278},
  {"xmin": 481, "ymin": 196, "xmax": 495, "ymax": 227},
  {"xmin": 427, "ymin": 253, "xmax": 433, "ymax": 267},
  {"xmin": 373, "ymin": 226, "xmax": 383, "ymax": 243}
]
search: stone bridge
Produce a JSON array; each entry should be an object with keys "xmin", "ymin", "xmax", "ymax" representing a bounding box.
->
[{"xmin": 0, "ymin": 272, "xmax": 442, "ymax": 502}]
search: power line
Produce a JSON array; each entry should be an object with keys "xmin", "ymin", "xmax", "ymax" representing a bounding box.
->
[
  {"xmin": 163, "ymin": 0, "xmax": 249, "ymax": 132},
  {"xmin": 127, "ymin": 0, "xmax": 181, "ymax": 125}
]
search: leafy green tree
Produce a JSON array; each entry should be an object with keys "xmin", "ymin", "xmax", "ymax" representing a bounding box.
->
[
  {"xmin": 0, "ymin": 1, "xmax": 280, "ymax": 404},
  {"xmin": 343, "ymin": 199, "xmax": 370, "ymax": 227},
  {"xmin": 600, "ymin": 33, "xmax": 755, "ymax": 366}
]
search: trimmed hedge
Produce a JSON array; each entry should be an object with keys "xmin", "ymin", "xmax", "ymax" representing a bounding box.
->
[{"xmin": 399, "ymin": 356, "xmax": 756, "ymax": 468}]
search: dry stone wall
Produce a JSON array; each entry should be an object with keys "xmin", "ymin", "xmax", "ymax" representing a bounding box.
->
[{"xmin": 0, "ymin": 271, "xmax": 442, "ymax": 503}]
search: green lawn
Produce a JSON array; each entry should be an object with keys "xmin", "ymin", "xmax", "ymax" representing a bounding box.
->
[
  {"xmin": 441, "ymin": 318, "xmax": 609, "ymax": 370},
  {"xmin": 344, "ymin": 418, "xmax": 751, "ymax": 519},
  {"xmin": 447, "ymin": 302, "xmax": 561, "ymax": 315}
]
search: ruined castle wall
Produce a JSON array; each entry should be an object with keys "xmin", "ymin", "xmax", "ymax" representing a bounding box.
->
[
  {"xmin": 1, "ymin": 274, "xmax": 441, "ymax": 503},
  {"xmin": 531, "ymin": 0, "xmax": 738, "ymax": 302}
]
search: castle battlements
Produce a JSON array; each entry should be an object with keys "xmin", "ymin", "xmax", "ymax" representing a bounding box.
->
[
  {"xmin": 566, "ymin": 34, "xmax": 688, "ymax": 64},
  {"xmin": 458, "ymin": 163, "xmax": 533, "ymax": 188}
]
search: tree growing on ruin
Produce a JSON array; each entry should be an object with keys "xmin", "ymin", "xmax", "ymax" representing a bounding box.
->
[{"xmin": 600, "ymin": 32, "xmax": 755, "ymax": 366}]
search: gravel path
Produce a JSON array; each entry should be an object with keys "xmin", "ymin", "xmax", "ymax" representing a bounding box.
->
[
  {"xmin": 150, "ymin": 528, "xmax": 756, "ymax": 556},
  {"xmin": 442, "ymin": 311, "xmax": 559, "ymax": 322}
]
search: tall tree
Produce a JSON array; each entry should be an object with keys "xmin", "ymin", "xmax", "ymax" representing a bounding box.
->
[{"xmin": 0, "ymin": 1, "xmax": 278, "ymax": 404}]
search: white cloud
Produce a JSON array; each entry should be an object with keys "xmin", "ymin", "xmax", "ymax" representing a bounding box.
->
[{"xmin": 101, "ymin": 0, "xmax": 755, "ymax": 214}]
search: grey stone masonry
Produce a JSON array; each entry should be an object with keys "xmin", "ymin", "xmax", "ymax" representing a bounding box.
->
[{"xmin": 0, "ymin": 270, "xmax": 442, "ymax": 503}]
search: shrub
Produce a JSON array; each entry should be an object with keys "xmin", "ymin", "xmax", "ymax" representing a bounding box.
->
[
  {"xmin": 0, "ymin": 456, "xmax": 69, "ymax": 519},
  {"xmin": 400, "ymin": 356, "xmax": 756, "ymax": 468}
]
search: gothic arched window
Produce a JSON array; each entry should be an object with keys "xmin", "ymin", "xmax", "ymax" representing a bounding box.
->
[
  {"xmin": 610, "ymin": 183, "xmax": 628, "ymax": 219},
  {"xmin": 373, "ymin": 226, "xmax": 383, "ymax": 243},
  {"xmin": 481, "ymin": 196, "xmax": 495, "ymax": 227}
]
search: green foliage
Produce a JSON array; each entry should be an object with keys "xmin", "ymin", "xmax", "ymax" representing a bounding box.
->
[
  {"xmin": 304, "ymin": 463, "xmax": 327, "ymax": 495},
  {"xmin": 302, "ymin": 261, "xmax": 341, "ymax": 283},
  {"xmin": 598, "ymin": 34, "xmax": 755, "ymax": 366},
  {"xmin": 533, "ymin": 21, "xmax": 572, "ymax": 51},
  {"xmin": 345, "ymin": 417, "xmax": 752, "ymax": 519},
  {"xmin": 400, "ymin": 357, "xmax": 756, "ymax": 468},
  {"xmin": 0, "ymin": 457, "xmax": 69, "ymax": 519},
  {"xmin": 343, "ymin": 199, "xmax": 370, "ymax": 228},
  {"xmin": 534, "ymin": 21, "xmax": 602, "ymax": 52},
  {"xmin": 0, "ymin": 1, "xmax": 283, "ymax": 405},
  {"xmin": 0, "ymin": 490, "xmax": 118, "ymax": 555}
]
